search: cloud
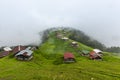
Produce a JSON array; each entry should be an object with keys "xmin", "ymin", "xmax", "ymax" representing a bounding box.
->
[{"xmin": 0, "ymin": 0, "xmax": 120, "ymax": 47}]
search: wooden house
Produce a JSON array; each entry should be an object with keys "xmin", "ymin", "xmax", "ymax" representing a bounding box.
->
[
  {"xmin": 64, "ymin": 52, "xmax": 75, "ymax": 63},
  {"xmin": 15, "ymin": 47, "xmax": 33, "ymax": 61},
  {"xmin": 89, "ymin": 49, "xmax": 102, "ymax": 60},
  {"xmin": 61, "ymin": 37, "xmax": 69, "ymax": 41},
  {"xmin": 71, "ymin": 41, "xmax": 79, "ymax": 47},
  {"xmin": 81, "ymin": 50, "xmax": 90, "ymax": 56}
]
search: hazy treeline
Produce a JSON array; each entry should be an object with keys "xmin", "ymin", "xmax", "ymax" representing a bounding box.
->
[
  {"xmin": 68, "ymin": 29, "xmax": 106, "ymax": 50},
  {"xmin": 105, "ymin": 47, "xmax": 120, "ymax": 53}
]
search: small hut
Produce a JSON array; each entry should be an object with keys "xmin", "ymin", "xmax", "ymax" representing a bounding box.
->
[
  {"xmin": 89, "ymin": 49, "xmax": 102, "ymax": 60},
  {"xmin": 0, "ymin": 47, "xmax": 12, "ymax": 58},
  {"xmin": 81, "ymin": 50, "xmax": 90, "ymax": 56},
  {"xmin": 61, "ymin": 37, "xmax": 69, "ymax": 41},
  {"xmin": 71, "ymin": 41, "xmax": 79, "ymax": 47},
  {"xmin": 15, "ymin": 47, "xmax": 33, "ymax": 61},
  {"xmin": 64, "ymin": 52, "xmax": 75, "ymax": 63}
]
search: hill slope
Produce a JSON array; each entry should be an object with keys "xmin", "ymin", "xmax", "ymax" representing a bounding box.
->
[{"xmin": 0, "ymin": 30, "xmax": 120, "ymax": 80}]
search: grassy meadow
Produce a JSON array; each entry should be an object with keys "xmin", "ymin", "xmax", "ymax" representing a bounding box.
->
[{"xmin": 0, "ymin": 31, "xmax": 120, "ymax": 80}]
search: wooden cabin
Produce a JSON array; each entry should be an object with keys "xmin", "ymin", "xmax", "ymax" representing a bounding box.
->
[
  {"xmin": 61, "ymin": 37, "xmax": 69, "ymax": 41},
  {"xmin": 71, "ymin": 41, "xmax": 79, "ymax": 47},
  {"xmin": 64, "ymin": 52, "xmax": 75, "ymax": 63},
  {"xmin": 0, "ymin": 47, "xmax": 12, "ymax": 58},
  {"xmin": 15, "ymin": 47, "xmax": 33, "ymax": 61},
  {"xmin": 81, "ymin": 50, "xmax": 90, "ymax": 56},
  {"xmin": 89, "ymin": 49, "xmax": 102, "ymax": 60}
]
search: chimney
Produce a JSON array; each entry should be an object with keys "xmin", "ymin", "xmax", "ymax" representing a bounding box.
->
[{"xmin": 18, "ymin": 45, "xmax": 21, "ymax": 51}]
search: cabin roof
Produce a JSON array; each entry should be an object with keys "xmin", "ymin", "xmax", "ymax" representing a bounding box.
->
[
  {"xmin": 12, "ymin": 45, "xmax": 26, "ymax": 54},
  {"xmin": 64, "ymin": 52, "xmax": 75, "ymax": 59},
  {"xmin": 71, "ymin": 41, "xmax": 77, "ymax": 44},
  {"xmin": 3, "ymin": 47, "xmax": 12, "ymax": 51},
  {"xmin": 61, "ymin": 37, "xmax": 69, "ymax": 40},
  {"xmin": 15, "ymin": 50, "xmax": 33, "ymax": 56},
  {"xmin": 93, "ymin": 49, "xmax": 102, "ymax": 53},
  {"xmin": 82, "ymin": 50, "xmax": 90, "ymax": 54},
  {"xmin": 90, "ymin": 51, "xmax": 96, "ymax": 55},
  {"xmin": 90, "ymin": 51, "xmax": 102, "ymax": 58}
]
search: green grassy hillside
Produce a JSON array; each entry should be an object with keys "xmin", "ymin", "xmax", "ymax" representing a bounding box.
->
[{"xmin": 0, "ymin": 31, "xmax": 120, "ymax": 80}]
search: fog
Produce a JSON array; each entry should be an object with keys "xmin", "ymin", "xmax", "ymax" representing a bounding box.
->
[{"xmin": 0, "ymin": 0, "xmax": 120, "ymax": 47}]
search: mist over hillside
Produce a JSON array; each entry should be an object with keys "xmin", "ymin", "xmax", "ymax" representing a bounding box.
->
[{"xmin": 0, "ymin": 26, "xmax": 120, "ymax": 53}]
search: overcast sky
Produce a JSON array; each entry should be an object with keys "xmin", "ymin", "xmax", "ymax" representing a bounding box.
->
[{"xmin": 0, "ymin": 0, "xmax": 120, "ymax": 47}]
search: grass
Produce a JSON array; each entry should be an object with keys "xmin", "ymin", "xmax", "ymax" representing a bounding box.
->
[
  {"xmin": 0, "ymin": 31, "xmax": 120, "ymax": 80},
  {"xmin": 0, "ymin": 54, "xmax": 120, "ymax": 80}
]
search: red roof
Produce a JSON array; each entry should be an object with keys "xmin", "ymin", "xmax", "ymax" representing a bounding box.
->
[
  {"xmin": 12, "ymin": 45, "xmax": 26, "ymax": 54},
  {"xmin": 89, "ymin": 51, "xmax": 101, "ymax": 59},
  {"xmin": 0, "ymin": 51, "xmax": 10, "ymax": 58},
  {"xmin": 64, "ymin": 52, "xmax": 75, "ymax": 59},
  {"xmin": 90, "ymin": 51, "xmax": 96, "ymax": 55}
]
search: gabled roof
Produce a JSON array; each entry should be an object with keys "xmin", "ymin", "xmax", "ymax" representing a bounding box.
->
[
  {"xmin": 82, "ymin": 50, "xmax": 90, "ymax": 54},
  {"xmin": 90, "ymin": 51, "xmax": 101, "ymax": 58},
  {"xmin": 15, "ymin": 50, "xmax": 33, "ymax": 57},
  {"xmin": 93, "ymin": 49, "xmax": 102, "ymax": 53},
  {"xmin": 90, "ymin": 51, "xmax": 96, "ymax": 55},
  {"xmin": 71, "ymin": 41, "xmax": 77, "ymax": 44},
  {"xmin": 64, "ymin": 52, "xmax": 75, "ymax": 59},
  {"xmin": 3, "ymin": 47, "xmax": 12, "ymax": 51},
  {"xmin": 12, "ymin": 45, "xmax": 26, "ymax": 54}
]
